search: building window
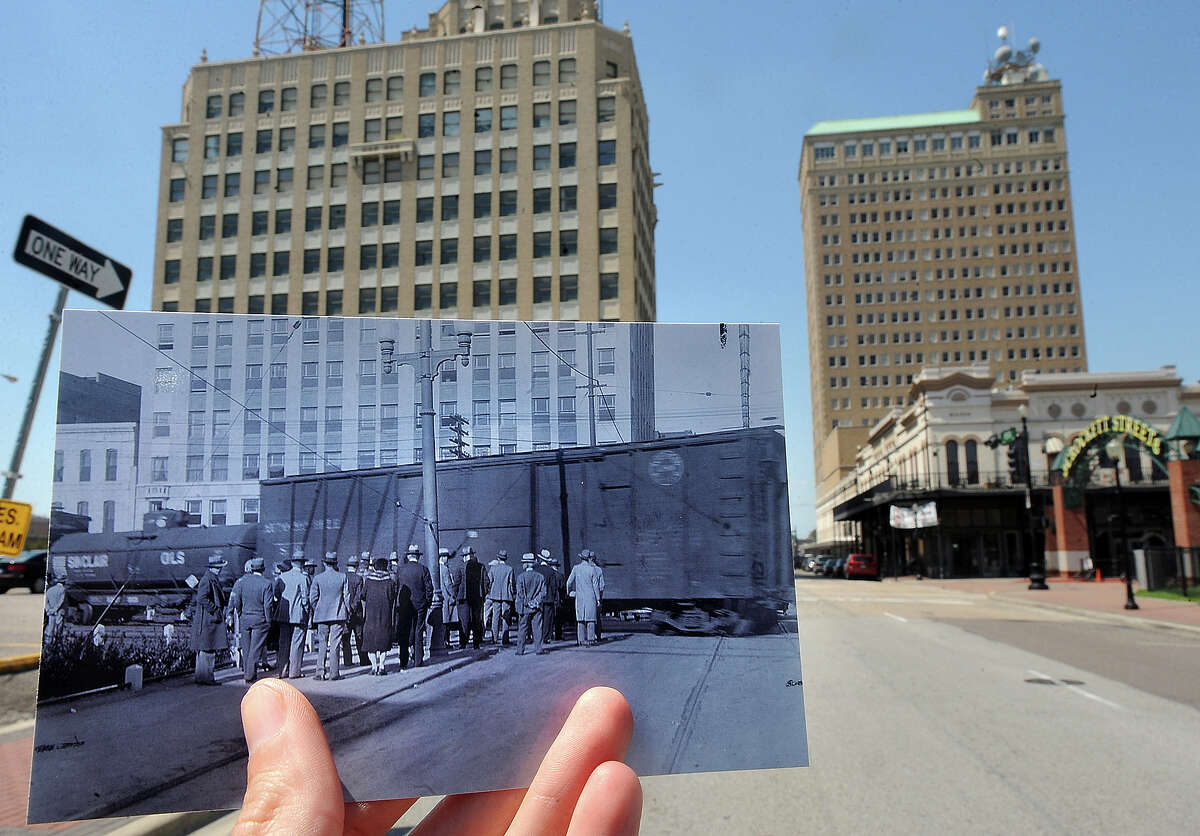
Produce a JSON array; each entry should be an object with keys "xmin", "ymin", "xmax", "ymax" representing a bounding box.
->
[
  {"xmin": 600, "ymin": 273, "xmax": 619, "ymax": 300},
  {"xmin": 222, "ymin": 213, "xmax": 238, "ymax": 238},
  {"xmin": 473, "ymin": 236, "xmax": 491, "ymax": 262},
  {"xmin": 211, "ymin": 454, "xmax": 229, "ymax": 481},
  {"xmin": 330, "ymin": 163, "xmax": 346, "ymax": 187},
  {"xmin": 559, "ymin": 99, "xmax": 577, "ymax": 125},
  {"xmin": 598, "ymin": 140, "xmax": 616, "ymax": 166},
  {"xmin": 305, "ymin": 205, "xmax": 322, "ymax": 231},
  {"xmin": 560, "ymin": 185, "xmax": 577, "ymax": 212},
  {"xmin": 964, "ymin": 439, "xmax": 979, "ymax": 485},
  {"xmin": 498, "ymin": 234, "xmax": 517, "ymax": 261},
  {"xmin": 151, "ymin": 457, "xmax": 168, "ymax": 482},
  {"xmin": 599, "ymin": 228, "xmax": 618, "ymax": 255},
  {"xmin": 500, "ymin": 105, "xmax": 518, "ymax": 131},
  {"xmin": 533, "ymin": 144, "xmax": 551, "ymax": 170},
  {"xmin": 534, "ymin": 276, "xmax": 552, "ymax": 303},
  {"xmin": 77, "ymin": 501, "xmax": 89, "ymax": 518},
  {"xmin": 443, "ymin": 152, "xmax": 460, "ymax": 178},
  {"xmin": 242, "ymin": 498, "xmax": 259, "ymax": 524},
  {"xmin": 559, "ymin": 142, "xmax": 576, "ymax": 168},
  {"xmin": 440, "ymin": 238, "xmax": 458, "ymax": 264},
  {"xmin": 439, "ymin": 281, "xmax": 457, "ymax": 310},
  {"xmin": 443, "ymin": 111, "xmax": 461, "ymax": 137},
  {"xmin": 220, "ymin": 254, "xmax": 236, "ymax": 280},
  {"xmin": 475, "ymin": 66, "xmax": 492, "ymax": 92},
  {"xmin": 279, "ymin": 126, "xmax": 295, "ymax": 151},
  {"xmin": 419, "ymin": 72, "xmax": 436, "ymax": 97},
  {"xmin": 444, "ymin": 69, "xmax": 461, "ymax": 95},
  {"xmin": 333, "ymin": 81, "xmax": 349, "ymax": 105},
  {"xmin": 186, "ymin": 455, "xmax": 204, "ymax": 482},
  {"xmin": 533, "ymin": 231, "xmax": 552, "ymax": 258},
  {"xmin": 332, "ymin": 122, "xmax": 349, "ymax": 148},
  {"xmin": 415, "ymin": 240, "xmax": 434, "ymax": 266},
  {"xmin": 387, "ymin": 75, "xmax": 403, "ymax": 100},
  {"xmin": 197, "ymin": 256, "xmax": 213, "ymax": 282},
  {"xmin": 499, "ymin": 278, "xmax": 517, "ymax": 306},
  {"xmin": 473, "ymin": 280, "xmax": 490, "ymax": 308},
  {"xmin": 201, "ymin": 175, "xmax": 217, "ymax": 199},
  {"xmin": 559, "ymin": 58, "xmax": 576, "ymax": 84},
  {"xmin": 256, "ymin": 128, "xmax": 272, "ymax": 154},
  {"xmin": 414, "ymin": 285, "xmax": 432, "ymax": 310},
  {"xmin": 327, "ymin": 246, "xmax": 344, "ymax": 272},
  {"xmin": 275, "ymin": 208, "xmax": 291, "ymax": 234},
  {"xmin": 560, "ymin": 275, "xmax": 578, "ymax": 302},
  {"xmin": 500, "ymin": 63, "xmax": 517, "ymax": 89},
  {"xmin": 102, "ymin": 501, "xmax": 116, "ymax": 533},
  {"xmin": 228, "ymin": 91, "xmax": 244, "ymax": 116},
  {"xmin": 169, "ymin": 178, "xmax": 185, "ymax": 202},
  {"xmin": 272, "ymin": 251, "xmax": 289, "ymax": 276},
  {"xmin": 303, "ymin": 249, "xmax": 320, "ymax": 274},
  {"xmin": 944, "ymin": 439, "xmax": 960, "ymax": 486},
  {"xmin": 382, "ymin": 242, "xmax": 399, "ymax": 267},
  {"xmin": 280, "ymin": 86, "xmax": 297, "ymax": 111},
  {"xmin": 258, "ymin": 89, "xmax": 274, "ymax": 114},
  {"xmin": 78, "ymin": 449, "xmax": 92, "ymax": 482},
  {"xmin": 417, "ymin": 155, "xmax": 434, "ymax": 180},
  {"xmin": 474, "ymin": 192, "xmax": 491, "ymax": 218},
  {"xmin": 559, "ymin": 229, "xmax": 578, "ymax": 256},
  {"xmin": 532, "ymin": 101, "xmax": 551, "ymax": 127},
  {"xmin": 164, "ymin": 259, "xmax": 181, "ymax": 284},
  {"xmin": 199, "ymin": 215, "xmax": 215, "ymax": 240},
  {"xmin": 210, "ymin": 499, "xmax": 227, "ymax": 526},
  {"xmin": 597, "ymin": 96, "xmax": 616, "ymax": 123},
  {"xmin": 205, "ymin": 95, "xmax": 221, "ymax": 119}
]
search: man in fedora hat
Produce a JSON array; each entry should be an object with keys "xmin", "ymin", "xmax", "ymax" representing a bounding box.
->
[
  {"xmin": 395, "ymin": 544, "xmax": 433, "ymax": 668},
  {"xmin": 515, "ymin": 553, "xmax": 547, "ymax": 656},
  {"xmin": 462, "ymin": 546, "xmax": 488, "ymax": 650},
  {"xmin": 341, "ymin": 555, "xmax": 368, "ymax": 669},
  {"xmin": 274, "ymin": 556, "xmax": 311, "ymax": 679},
  {"xmin": 309, "ymin": 554, "xmax": 349, "ymax": 681},
  {"xmin": 485, "ymin": 550, "xmax": 515, "ymax": 646},
  {"xmin": 535, "ymin": 549, "xmax": 562, "ymax": 646},
  {"xmin": 567, "ymin": 549, "xmax": 604, "ymax": 646},
  {"xmin": 440, "ymin": 547, "xmax": 468, "ymax": 649},
  {"xmin": 228, "ymin": 557, "xmax": 274, "ymax": 682},
  {"xmin": 191, "ymin": 553, "xmax": 229, "ymax": 685}
]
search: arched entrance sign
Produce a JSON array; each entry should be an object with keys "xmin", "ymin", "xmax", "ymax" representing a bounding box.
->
[{"xmin": 1054, "ymin": 414, "xmax": 1167, "ymax": 486}]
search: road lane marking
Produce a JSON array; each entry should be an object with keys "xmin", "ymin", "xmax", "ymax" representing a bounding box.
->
[
  {"xmin": 883, "ymin": 612, "xmax": 908, "ymax": 623},
  {"xmin": 1027, "ymin": 668, "xmax": 1123, "ymax": 711}
]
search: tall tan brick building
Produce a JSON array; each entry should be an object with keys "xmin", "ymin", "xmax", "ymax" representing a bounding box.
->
[
  {"xmin": 800, "ymin": 34, "xmax": 1088, "ymax": 508},
  {"xmin": 152, "ymin": 0, "xmax": 655, "ymax": 323}
]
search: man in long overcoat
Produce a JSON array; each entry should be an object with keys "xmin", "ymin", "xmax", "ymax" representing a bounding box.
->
[
  {"xmin": 440, "ymin": 547, "xmax": 468, "ymax": 649},
  {"xmin": 191, "ymin": 554, "xmax": 229, "ymax": 685},
  {"xmin": 395, "ymin": 544, "xmax": 433, "ymax": 668},
  {"xmin": 309, "ymin": 554, "xmax": 349, "ymax": 680},
  {"xmin": 566, "ymin": 549, "xmax": 604, "ymax": 646},
  {"xmin": 484, "ymin": 550, "xmax": 515, "ymax": 645},
  {"xmin": 274, "ymin": 557, "xmax": 311, "ymax": 678},
  {"xmin": 515, "ymin": 553, "xmax": 547, "ymax": 656},
  {"xmin": 462, "ymin": 546, "xmax": 488, "ymax": 650},
  {"xmin": 341, "ymin": 555, "xmax": 368, "ymax": 668},
  {"xmin": 535, "ymin": 549, "xmax": 561, "ymax": 645},
  {"xmin": 227, "ymin": 557, "xmax": 274, "ymax": 681}
]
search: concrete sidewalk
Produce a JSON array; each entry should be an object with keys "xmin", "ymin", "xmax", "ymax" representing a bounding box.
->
[{"xmin": 893, "ymin": 576, "xmax": 1200, "ymax": 632}]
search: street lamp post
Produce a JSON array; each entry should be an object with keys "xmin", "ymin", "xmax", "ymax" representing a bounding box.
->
[
  {"xmin": 1105, "ymin": 435, "xmax": 1139, "ymax": 610},
  {"xmin": 1019, "ymin": 404, "xmax": 1048, "ymax": 590},
  {"xmin": 380, "ymin": 320, "xmax": 474, "ymax": 654}
]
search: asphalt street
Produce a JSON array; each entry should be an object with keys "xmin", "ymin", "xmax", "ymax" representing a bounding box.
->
[{"xmin": 4, "ymin": 577, "xmax": 1200, "ymax": 833}]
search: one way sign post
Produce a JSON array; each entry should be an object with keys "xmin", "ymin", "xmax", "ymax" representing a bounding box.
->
[{"xmin": 13, "ymin": 215, "xmax": 131, "ymax": 309}]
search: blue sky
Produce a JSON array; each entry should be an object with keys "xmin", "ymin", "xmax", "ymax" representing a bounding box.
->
[{"xmin": 3, "ymin": 0, "xmax": 1198, "ymax": 536}]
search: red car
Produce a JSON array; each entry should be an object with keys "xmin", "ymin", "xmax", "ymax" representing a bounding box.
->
[{"xmin": 844, "ymin": 553, "xmax": 878, "ymax": 580}]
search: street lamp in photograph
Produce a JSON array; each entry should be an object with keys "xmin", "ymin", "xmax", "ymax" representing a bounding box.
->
[
  {"xmin": 379, "ymin": 321, "xmax": 473, "ymax": 654},
  {"xmin": 1104, "ymin": 434, "xmax": 1139, "ymax": 610},
  {"xmin": 1018, "ymin": 404, "xmax": 1048, "ymax": 590}
]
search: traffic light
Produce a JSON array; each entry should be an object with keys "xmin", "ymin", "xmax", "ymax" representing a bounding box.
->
[
  {"xmin": 1007, "ymin": 443, "xmax": 1028, "ymax": 485},
  {"xmin": 985, "ymin": 434, "xmax": 1002, "ymax": 449}
]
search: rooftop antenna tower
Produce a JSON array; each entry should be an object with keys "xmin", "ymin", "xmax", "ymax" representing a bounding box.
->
[
  {"xmin": 983, "ymin": 24, "xmax": 1047, "ymax": 86},
  {"xmin": 254, "ymin": 0, "xmax": 386, "ymax": 56}
]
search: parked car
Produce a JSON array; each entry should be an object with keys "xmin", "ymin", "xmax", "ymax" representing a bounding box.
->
[
  {"xmin": 0, "ymin": 550, "xmax": 47, "ymax": 594},
  {"xmin": 818, "ymin": 556, "xmax": 836, "ymax": 576},
  {"xmin": 803, "ymin": 555, "xmax": 820, "ymax": 572},
  {"xmin": 845, "ymin": 553, "xmax": 879, "ymax": 581},
  {"xmin": 833, "ymin": 556, "xmax": 849, "ymax": 578}
]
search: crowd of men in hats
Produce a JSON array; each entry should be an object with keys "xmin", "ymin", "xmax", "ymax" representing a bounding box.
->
[{"xmin": 193, "ymin": 544, "xmax": 606, "ymax": 684}]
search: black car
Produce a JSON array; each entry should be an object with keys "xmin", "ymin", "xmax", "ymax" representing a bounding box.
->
[{"xmin": 0, "ymin": 550, "xmax": 47, "ymax": 593}]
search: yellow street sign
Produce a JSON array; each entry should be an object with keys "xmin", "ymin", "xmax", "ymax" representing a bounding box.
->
[{"xmin": 0, "ymin": 499, "xmax": 33, "ymax": 557}]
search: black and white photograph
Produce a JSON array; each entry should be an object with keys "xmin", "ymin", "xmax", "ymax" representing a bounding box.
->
[{"xmin": 28, "ymin": 310, "xmax": 806, "ymax": 822}]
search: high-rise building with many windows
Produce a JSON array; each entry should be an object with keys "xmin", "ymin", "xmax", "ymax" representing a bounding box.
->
[
  {"xmin": 800, "ymin": 34, "xmax": 1089, "ymax": 512},
  {"xmin": 152, "ymin": 0, "xmax": 655, "ymax": 323}
]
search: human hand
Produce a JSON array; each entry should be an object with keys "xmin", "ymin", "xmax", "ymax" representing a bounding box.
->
[{"xmin": 234, "ymin": 680, "xmax": 641, "ymax": 835}]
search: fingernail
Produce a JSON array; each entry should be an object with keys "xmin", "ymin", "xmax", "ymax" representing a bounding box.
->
[{"xmin": 242, "ymin": 682, "xmax": 286, "ymax": 753}]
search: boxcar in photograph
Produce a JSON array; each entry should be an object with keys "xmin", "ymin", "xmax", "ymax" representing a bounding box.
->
[{"xmin": 259, "ymin": 426, "xmax": 791, "ymax": 633}]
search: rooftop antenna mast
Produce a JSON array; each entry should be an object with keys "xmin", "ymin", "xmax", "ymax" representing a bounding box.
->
[{"xmin": 255, "ymin": 0, "xmax": 386, "ymax": 56}]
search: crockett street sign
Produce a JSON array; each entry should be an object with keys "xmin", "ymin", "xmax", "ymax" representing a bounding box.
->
[{"xmin": 13, "ymin": 215, "xmax": 131, "ymax": 309}]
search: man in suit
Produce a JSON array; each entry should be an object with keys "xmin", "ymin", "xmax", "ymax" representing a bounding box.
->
[
  {"xmin": 440, "ymin": 547, "xmax": 468, "ymax": 649},
  {"xmin": 309, "ymin": 554, "xmax": 349, "ymax": 681},
  {"xmin": 566, "ymin": 549, "xmax": 604, "ymax": 647},
  {"xmin": 535, "ymin": 549, "xmax": 561, "ymax": 645},
  {"xmin": 341, "ymin": 555, "xmax": 368, "ymax": 668},
  {"xmin": 395, "ymin": 544, "xmax": 434, "ymax": 668},
  {"xmin": 484, "ymin": 550, "xmax": 515, "ymax": 645},
  {"xmin": 515, "ymin": 553, "xmax": 547, "ymax": 656},
  {"xmin": 274, "ymin": 557, "xmax": 311, "ymax": 679},
  {"xmin": 228, "ymin": 557, "xmax": 275, "ymax": 682},
  {"xmin": 191, "ymin": 554, "xmax": 229, "ymax": 685},
  {"xmin": 462, "ymin": 546, "xmax": 488, "ymax": 650}
]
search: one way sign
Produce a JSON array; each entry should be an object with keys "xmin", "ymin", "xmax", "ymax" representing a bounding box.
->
[{"xmin": 13, "ymin": 215, "xmax": 131, "ymax": 309}]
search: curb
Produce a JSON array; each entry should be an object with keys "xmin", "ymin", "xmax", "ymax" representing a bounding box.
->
[
  {"xmin": 986, "ymin": 591, "xmax": 1200, "ymax": 636},
  {"xmin": 0, "ymin": 653, "xmax": 40, "ymax": 674}
]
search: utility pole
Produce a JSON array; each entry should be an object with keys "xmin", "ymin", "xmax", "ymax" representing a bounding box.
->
[
  {"xmin": 448, "ymin": 414, "xmax": 470, "ymax": 459},
  {"xmin": 380, "ymin": 320, "xmax": 472, "ymax": 654},
  {"xmin": 584, "ymin": 324, "xmax": 598, "ymax": 446},
  {"xmin": 4, "ymin": 287, "xmax": 68, "ymax": 500},
  {"xmin": 738, "ymin": 325, "xmax": 751, "ymax": 429}
]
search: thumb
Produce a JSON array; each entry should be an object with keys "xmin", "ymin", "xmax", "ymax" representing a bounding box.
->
[{"xmin": 233, "ymin": 680, "xmax": 344, "ymax": 836}]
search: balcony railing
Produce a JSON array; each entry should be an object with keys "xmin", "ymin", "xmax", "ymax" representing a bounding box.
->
[{"xmin": 349, "ymin": 137, "xmax": 414, "ymax": 165}]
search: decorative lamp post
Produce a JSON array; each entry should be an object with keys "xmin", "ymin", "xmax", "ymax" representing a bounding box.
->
[
  {"xmin": 380, "ymin": 321, "xmax": 474, "ymax": 654},
  {"xmin": 1105, "ymin": 435, "xmax": 1138, "ymax": 610},
  {"xmin": 1019, "ymin": 404, "xmax": 1047, "ymax": 590}
]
